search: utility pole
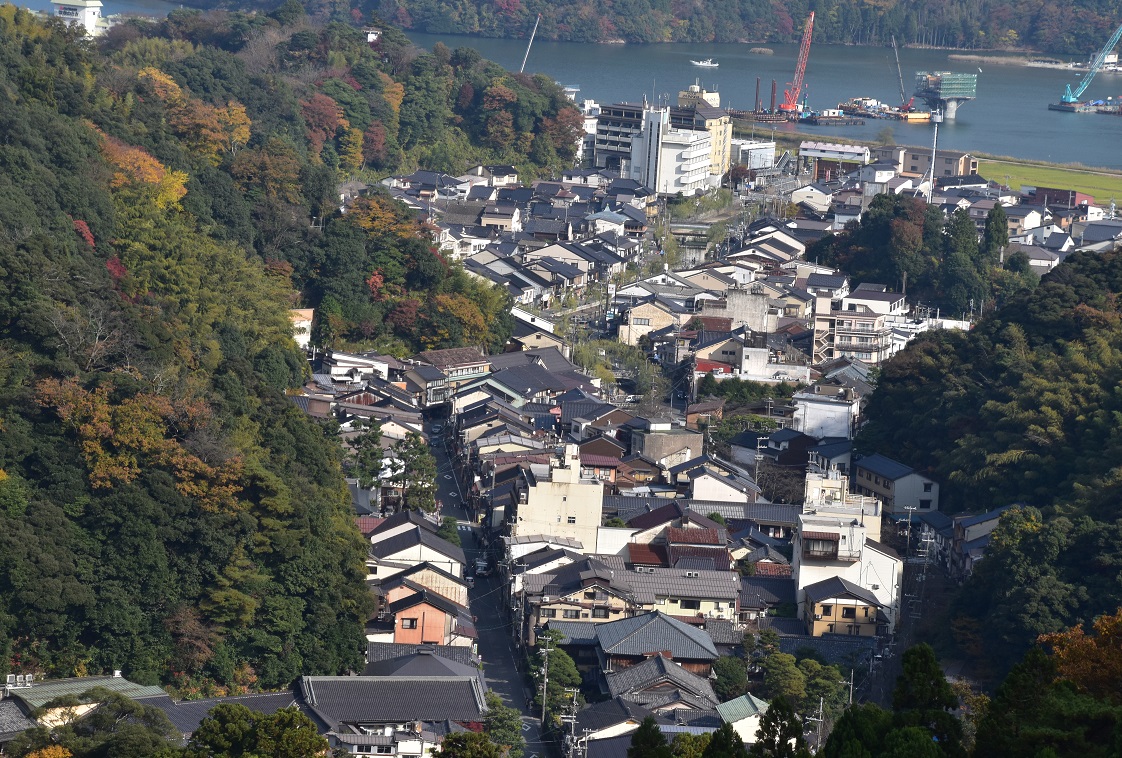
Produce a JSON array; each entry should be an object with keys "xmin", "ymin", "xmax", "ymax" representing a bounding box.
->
[
  {"xmin": 563, "ymin": 687, "xmax": 581, "ymax": 758},
  {"xmin": 539, "ymin": 640, "xmax": 552, "ymax": 727}
]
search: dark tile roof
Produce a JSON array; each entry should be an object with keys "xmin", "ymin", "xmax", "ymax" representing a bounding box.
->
[
  {"xmin": 740, "ymin": 576, "xmax": 797, "ymax": 609},
  {"xmin": 362, "ymin": 650, "xmax": 482, "ymax": 682},
  {"xmin": 666, "ymin": 527, "xmax": 722, "ymax": 545},
  {"xmin": 364, "ymin": 643, "xmax": 478, "ymax": 670},
  {"xmin": 606, "ymin": 655, "xmax": 717, "ymax": 707},
  {"xmin": 0, "ymin": 700, "xmax": 36, "ymax": 742},
  {"xmin": 574, "ymin": 697, "xmax": 667, "ymax": 735},
  {"xmin": 853, "ymin": 453, "xmax": 915, "ymax": 480},
  {"xmin": 802, "ymin": 576, "xmax": 882, "ymax": 606},
  {"xmin": 369, "ymin": 527, "xmax": 467, "ymax": 566},
  {"xmin": 544, "ymin": 620, "xmax": 601, "ymax": 646},
  {"xmin": 595, "ymin": 611, "xmax": 718, "ymax": 660},
  {"xmin": 702, "ymin": 619, "xmax": 744, "ymax": 646},
  {"xmin": 146, "ymin": 693, "xmax": 300, "ymax": 736},
  {"xmin": 299, "ymin": 676, "xmax": 487, "ymax": 727},
  {"xmin": 372, "ymin": 510, "xmax": 440, "ymax": 536}
]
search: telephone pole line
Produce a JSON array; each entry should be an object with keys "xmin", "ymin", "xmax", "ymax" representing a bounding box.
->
[{"xmin": 539, "ymin": 640, "xmax": 552, "ymax": 727}]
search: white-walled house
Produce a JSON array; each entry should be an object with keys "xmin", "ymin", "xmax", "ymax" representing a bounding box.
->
[
  {"xmin": 717, "ymin": 694, "xmax": 770, "ymax": 744},
  {"xmin": 851, "ymin": 453, "xmax": 940, "ymax": 517},
  {"xmin": 792, "ymin": 385, "xmax": 861, "ymax": 439}
]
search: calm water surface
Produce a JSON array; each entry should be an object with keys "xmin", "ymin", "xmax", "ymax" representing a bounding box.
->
[{"xmin": 409, "ymin": 31, "xmax": 1122, "ymax": 170}]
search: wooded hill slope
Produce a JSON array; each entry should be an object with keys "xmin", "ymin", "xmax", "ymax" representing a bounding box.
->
[
  {"xmin": 365, "ymin": 0, "xmax": 1121, "ymax": 55},
  {"xmin": 0, "ymin": 3, "xmax": 552, "ymax": 693},
  {"xmin": 860, "ymin": 249, "xmax": 1122, "ymax": 673}
]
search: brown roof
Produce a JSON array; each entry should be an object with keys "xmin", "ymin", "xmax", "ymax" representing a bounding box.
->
[
  {"xmin": 355, "ymin": 516, "xmax": 385, "ymax": 536},
  {"xmin": 628, "ymin": 543, "xmax": 669, "ymax": 567},
  {"xmin": 753, "ymin": 563, "xmax": 793, "ymax": 577},
  {"xmin": 802, "ymin": 531, "xmax": 840, "ymax": 541},
  {"xmin": 687, "ymin": 399, "xmax": 726, "ymax": 415},
  {"xmin": 416, "ymin": 347, "xmax": 488, "ymax": 369},
  {"xmin": 667, "ymin": 527, "xmax": 722, "ymax": 545}
]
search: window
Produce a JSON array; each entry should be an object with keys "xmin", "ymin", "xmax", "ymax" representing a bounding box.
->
[
  {"xmin": 563, "ymin": 610, "xmax": 580, "ymax": 619},
  {"xmin": 656, "ymin": 598, "xmax": 666, "ymax": 605},
  {"xmin": 584, "ymin": 591, "xmax": 596, "ymax": 599},
  {"xmin": 593, "ymin": 608, "xmax": 609, "ymax": 619},
  {"xmin": 401, "ymin": 618, "xmax": 418, "ymax": 629},
  {"xmin": 680, "ymin": 599, "xmax": 700, "ymax": 611},
  {"xmin": 567, "ymin": 516, "xmax": 577, "ymax": 524},
  {"xmin": 633, "ymin": 317, "xmax": 650, "ymax": 326},
  {"xmin": 540, "ymin": 609, "xmax": 556, "ymax": 618},
  {"xmin": 377, "ymin": 748, "xmax": 393, "ymax": 755},
  {"xmin": 919, "ymin": 499, "xmax": 932, "ymax": 509},
  {"xmin": 842, "ymin": 607, "xmax": 856, "ymax": 619},
  {"xmin": 820, "ymin": 605, "xmax": 833, "ymax": 616},
  {"xmin": 923, "ymin": 482, "xmax": 933, "ymax": 492}
]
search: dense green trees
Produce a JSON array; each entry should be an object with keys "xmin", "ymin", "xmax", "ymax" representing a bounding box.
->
[
  {"xmin": 368, "ymin": 0, "xmax": 1118, "ymax": 55},
  {"xmin": 859, "ymin": 249, "xmax": 1122, "ymax": 672},
  {"xmin": 483, "ymin": 691, "xmax": 526, "ymax": 758},
  {"xmin": 628, "ymin": 716, "xmax": 673, "ymax": 758},
  {"xmin": 809, "ymin": 195, "xmax": 1035, "ymax": 317}
]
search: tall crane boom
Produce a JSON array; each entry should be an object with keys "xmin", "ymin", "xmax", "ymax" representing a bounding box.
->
[
  {"xmin": 780, "ymin": 12, "xmax": 815, "ymax": 112},
  {"xmin": 1062, "ymin": 20, "xmax": 1122, "ymax": 103},
  {"xmin": 891, "ymin": 36, "xmax": 908, "ymax": 106}
]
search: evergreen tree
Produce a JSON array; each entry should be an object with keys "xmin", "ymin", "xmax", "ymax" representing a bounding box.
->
[
  {"xmin": 982, "ymin": 205, "xmax": 1009, "ymax": 261},
  {"xmin": 750, "ymin": 696, "xmax": 810, "ymax": 758},
  {"xmin": 713, "ymin": 655, "xmax": 748, "ymax": 702},
  {"xmin": 702, "ymin": 722, "xmax": 749, "ymax": 758},
  {"xmin": 629, "ymin": 716, "xmax": 672, "ymax": 758},
  {"xmin": 484, "ymin": 691, "xmax": 525, "ymax": 758}
]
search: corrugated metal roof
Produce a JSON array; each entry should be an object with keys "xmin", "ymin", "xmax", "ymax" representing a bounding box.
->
[
  {"xmin": 716, "ymin": 693, "xmax": 770, "ymax": 723},
  {"xmin": 10, "ymin": 676, "xmax": 168, "ymax": 710}
]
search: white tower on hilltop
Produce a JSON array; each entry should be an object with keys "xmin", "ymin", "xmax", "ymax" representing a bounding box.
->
[{"xmin": 52, "ymin": 0, "xmax": 104, "ymax": 36}]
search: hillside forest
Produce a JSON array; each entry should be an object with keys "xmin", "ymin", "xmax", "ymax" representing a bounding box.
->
[
  {"xmin": 0, "ymin": 1, "xmax": 575, "ymax": 694},
  {"xmin": 362, "ymin": 0, "xmax": 1122, "ymax": 55},
  {"xmin": 858, "ymin": 248, "xmax": 1122, "ymax": 677}
]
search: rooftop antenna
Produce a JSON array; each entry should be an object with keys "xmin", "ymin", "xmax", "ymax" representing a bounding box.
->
[{"xmin": 519, "ymin": 13, "xmax": 541, "ymax": 74}]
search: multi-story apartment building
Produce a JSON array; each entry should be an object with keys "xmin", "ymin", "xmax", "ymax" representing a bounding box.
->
[
  {"xmin": 594, "ymin": 102, "xmax": 645, "ymax": 172},
  {"xmin": 812, "ymin": 285, "xmax": 908, "ymax": 364},
  {"xmin": 508, "ymin": 444, "xmax": 605, "ymax": 551},
  {"xmin": 629, "ymin": 108, "xmax": 713, "ymax": 196}
]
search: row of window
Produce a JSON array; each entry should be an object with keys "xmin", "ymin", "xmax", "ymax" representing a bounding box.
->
[
  {"xmin": 540, "ymin": 608, "xmax": 610, "ymax": 619},
  {"xmin": 819, "ymin": 604, "xmax": 871, "ymax": 619}
]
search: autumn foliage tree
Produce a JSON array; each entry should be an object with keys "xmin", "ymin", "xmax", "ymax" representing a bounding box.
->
[{"xmin": 1039, "ymin": 607, "xmax": 1122, "ymax": 703}]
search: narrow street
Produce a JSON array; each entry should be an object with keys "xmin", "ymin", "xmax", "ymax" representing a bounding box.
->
[{"xmin": 431, "ymin": 430, "xmax": 547, "ymax": 758}]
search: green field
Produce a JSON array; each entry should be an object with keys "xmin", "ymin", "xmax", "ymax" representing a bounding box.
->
[{"xmin": 971, "ymin": 160, "xmax": 1122, "ymax": 202}]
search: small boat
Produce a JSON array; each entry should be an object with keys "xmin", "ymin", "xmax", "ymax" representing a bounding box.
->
[{"xmin": 691, "ymin": 58, "xmax": 719, "ymax": 68}]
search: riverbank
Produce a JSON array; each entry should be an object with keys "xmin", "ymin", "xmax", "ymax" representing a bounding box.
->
[
  {"xmin": 752, "ymin": 126, "xmax": 1122, "ymax": 199},
  {"xmin": 948, "ymin": 53, "xmax": 1077, "ymax": 70}
]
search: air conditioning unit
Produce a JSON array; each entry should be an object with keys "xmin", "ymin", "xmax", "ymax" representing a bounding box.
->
[
  {"xmin": 871, "ymin": 584, "xmax": 880, "ymax": 590},
  {"xmin": 814, "ymin": 614, "xmax": 823, "ymax": 620},
  {"xmin": 685, "ymin": 571, "xmax": 700, "ymax": 578}
]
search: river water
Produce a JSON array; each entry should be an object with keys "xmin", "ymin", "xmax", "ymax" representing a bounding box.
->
[
  {"xmin": 408, "ymin": 31, "xmax": 1122, "ymax": 170},
  {"xmin": 11, "ymin": 0, "xmax": 1121, "ymax": 169}
]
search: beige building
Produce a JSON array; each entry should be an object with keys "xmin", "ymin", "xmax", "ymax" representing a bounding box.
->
[
  {"xmin": 872, "ymin": 144, "xmax": 978, "ymax": 178},
  {"xmin": 617, "ymin": 298, "xmax": 686, "ymax": 346},
  {"xmin": 510, "ymin": 444, "xmax": 605, "ymax": 551},
  {"xmin": 812, "ymin": 286, "xmax": 908, "ymax": 365},
  {"xmin": 678, "ymin": 81, "xmax": 721, "ymax": 109}
]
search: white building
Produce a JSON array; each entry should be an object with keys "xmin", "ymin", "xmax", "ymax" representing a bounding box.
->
[
  {"xmin": 792, "ymin": 385, "xmax": 861, "ymax": 439},
  {"xmin": 731, "ymin": 139, "xmax": 777, "ymax": 171},
  {"xmin": 629, "ymin": 108, "xmax": 714, "ymax": 196},
  {"xmin": 51, "ymin": 0, "xmax": 111, "ymax": 35},
  {"xmin": 852, "ymin": 453, "xmax": 940, "ymax": 517},
  {"xmin": 510, "ymin": 444, "xmax": 604, "ymax": 552},
  {"xmin": 792, "ymin": 472, "xmax": 903, "ymax": 633}
]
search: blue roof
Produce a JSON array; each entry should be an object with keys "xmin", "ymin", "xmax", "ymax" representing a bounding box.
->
[
  {"xmin": 855, "ymin": 453, "xmax": 915, "ymax": 480},
  {"xmin": 957, "ymin": 504, "xmax": 1015, "ymax": 528}
]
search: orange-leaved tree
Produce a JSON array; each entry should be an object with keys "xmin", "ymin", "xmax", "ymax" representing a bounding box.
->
[
  {"xmin": 1038, "ymin": 608, "xmax": 1122, "ymax": 703},
  {"xmin": 36, "ymin": 379, "xmax": 243, "ymax": 512}
]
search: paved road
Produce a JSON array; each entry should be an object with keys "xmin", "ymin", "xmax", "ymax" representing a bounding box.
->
[{"xmin": 431, "ymin": 431, "xmax": 547, "ymax": 758}]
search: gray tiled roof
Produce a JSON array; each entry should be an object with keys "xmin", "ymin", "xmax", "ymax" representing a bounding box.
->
[
  {"xmin": 802, "ymin": 576, "xmax": 881, "ymax": 606},
  {"xmin": 364, "ymin": 643, "xmax": 478, "ymax": 669},
  {"xmin": 606, "ymin": 655, "xmax": 717, "ymax": 707},
  {"xmin": 853, "ymin": 453, "xmax": 915, "ymax": 481},
  {"xmin": 299, "ymin": 676, "xmax": 486, "ymax": 726},
  {"xmin": 740, "ymin": 576, "xmax": 797, "ymax": 609},
  {"xmin": 8, "ymin": 675, "xmax": 167, "ymax": 710},
  {"xmin": 544, "ymin": 620, "xmax": 601, "ymax": 646},
  {"xmin": 0, "ymin": 700, "xmax": 35, "ymax": 742},
  {"xmin": 595, "ymin": 611, "xmax": 719, "ymax": 660},
  {"xmin": 625, "ymin": 568, "xmax": 740, "ymax": 605},
  {"xmin": 369, "ymin": 527, "xmax": 466, "ymax": 566},
  {"xmin": 363, "ymin": 650, "xmax": 482, "ymax": 685},
  {"xmin": 574, "ymin": 697, "xmax": 667, "ymax": 734},
  {"xmin": 146, "ymin": 693, "xmax": 300, "ymax": 736}
]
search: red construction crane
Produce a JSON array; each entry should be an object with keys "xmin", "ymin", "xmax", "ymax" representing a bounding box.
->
[{"xmin": 780, "ymin": 12, "xmax": 815, "ymax": 112}]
